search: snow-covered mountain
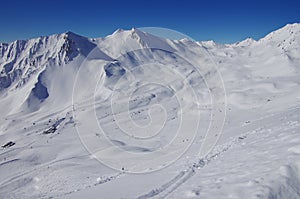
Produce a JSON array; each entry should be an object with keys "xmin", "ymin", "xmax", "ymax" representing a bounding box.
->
[{"xmin": 0, "ymin": 23, "xmax": 300, "ymax": 199}]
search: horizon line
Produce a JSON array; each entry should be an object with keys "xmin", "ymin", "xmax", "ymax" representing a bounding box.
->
[{"xmin": 1, "ymin": 22, "xmax": 299, "ymax": 45}]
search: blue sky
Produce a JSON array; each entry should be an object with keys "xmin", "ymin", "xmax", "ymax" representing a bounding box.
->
[{"xmin": 1, "ymin": 0, "xmax": 300, "ymax": 43}]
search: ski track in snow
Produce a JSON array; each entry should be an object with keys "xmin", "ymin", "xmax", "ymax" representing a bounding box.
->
[
  {"xmin": 135, "ymin": 106, "xmax": 300, "ymax": 199},
  {"xmin": 135, "ymin": 133, "xmax": 238, "ymax": 199},
  {"xmin": 56, "ymin": 105, "xmax": 297, "ymax": 199}
]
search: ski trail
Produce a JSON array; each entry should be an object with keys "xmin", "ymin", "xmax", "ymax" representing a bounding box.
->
[
  {"xmin": 135, "ymin": 131, "xmax": 248, "ymax": 199},
  {"xmin": 137, "ymin": 171, "xmax": 187, "ymax": 199},
  {"xmin": 135, "ymin": 107, "xmax": 300, "ymax": 199},
  {"xmin": 157, "ymin": 169, "xmax": 196, "ymax": 199}
]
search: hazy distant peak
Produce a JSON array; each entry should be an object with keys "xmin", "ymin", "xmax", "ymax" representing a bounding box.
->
[{"xmin": 233, "ymin": 37, "xmax": 256, "ymax": 47}]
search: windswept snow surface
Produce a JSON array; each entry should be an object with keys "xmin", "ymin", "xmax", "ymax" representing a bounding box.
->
[{"xmin": 0, "ymin": 24, "xmax": 300, "ymax": 199}]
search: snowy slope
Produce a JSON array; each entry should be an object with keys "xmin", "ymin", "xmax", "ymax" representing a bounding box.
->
[{"xmin": 0, "ymin": 23, "xmax": 300, "ymax": 199}]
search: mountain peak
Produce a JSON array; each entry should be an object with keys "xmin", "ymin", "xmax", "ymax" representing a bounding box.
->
[
  {"xmin": 112, "ymin": 28, "xmax": 125, "ymax": 35},
  {"xmin": 110, "ymin": 27, "xmax": 146, "ymax": 40},
  {"xmin": 98, "ymin": 28, "xmax": 174, "ymax": 58},
  {"xmin": 233, "ymin": 37, "xmax": 256, "ymax": 47},
  {"xmin": 198, "ymin": 40, "xmax": 219, "ymax": 47},
  {"xmin": 65, "ymin": 31, "xmax": 77, "ymax": 35},
  {"xmin": 131, "ymin": 27, "xmax": 137, "ymax": 32},
  {"xmin": 62, "ymin": 31, "xmax": 86, "ymax": 41},
  {"xmin": 260, "ymin": 23, "xmax": 300, "ymax": 43},
  {"xmin": 130, "ymin": 27, "xmax": 143, "ymax": 34}
]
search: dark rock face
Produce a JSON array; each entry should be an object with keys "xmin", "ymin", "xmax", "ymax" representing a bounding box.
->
[
  {"xmin": 104, "ymin": 62, "xmax": 126, "ymax": 77},
  {"xmin": 2, "ymin": 141, "xmax": 15, "ymax": 148},
  {"xmin": 32, "ymin": 74, "xmax": 49, "ymax": 101}
]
